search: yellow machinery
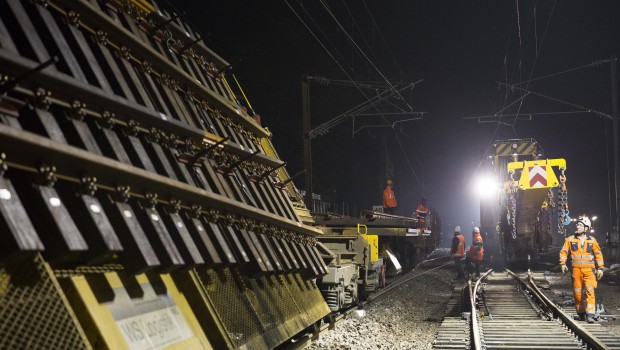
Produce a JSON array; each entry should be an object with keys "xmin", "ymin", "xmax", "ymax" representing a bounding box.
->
[
  {"xmin": 496, "ymin": 140, "xmax": 568, "ymax": 265},
  {"xmin": 314, "ymin": 210, "xmax": 442, "ymax": 306},
  {"xmin": 315, "ymin": 224, "xmax": 383, "ymax": 310}
]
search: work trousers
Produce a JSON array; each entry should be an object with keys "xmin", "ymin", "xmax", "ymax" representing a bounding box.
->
[
  {"xmin": 453, "ymin": 257, "xmax": 465, "ymax": 278},
  {"xmin": 384, "ymin": 207, "xmax": 396, "ymax": 215},
  {"xmin": 572, "ymin": 267, "xmax": 598, "ymax": 317},
  {"xmin": 466, "ymin": 258, "xmax": 481, "ymax": 277}
]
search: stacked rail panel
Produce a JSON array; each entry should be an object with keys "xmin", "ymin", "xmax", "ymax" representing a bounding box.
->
[{"xmin": 0, "ymin": 0, "xmax": 329, "ymax": 348}]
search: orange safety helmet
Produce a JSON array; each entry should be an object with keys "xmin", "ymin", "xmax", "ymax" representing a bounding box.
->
[{"xmin": 386, "ymin": 179, "xmax": 393, "ymax": 186}]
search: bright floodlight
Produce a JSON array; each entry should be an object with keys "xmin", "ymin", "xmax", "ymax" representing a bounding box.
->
[
  {"xmin": 475, "ymin": 175, "xmax": 498, "ymax": 198},
  {"xmin": 592, "ymin": 216, "xmax": 598, "ymax": 221}
]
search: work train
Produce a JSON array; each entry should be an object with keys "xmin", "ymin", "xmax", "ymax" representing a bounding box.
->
[
  {"xmin": 310, "ymin": 208, "xmax": 442, "ymax": 311},
  {"xmin": 481, "ymin": 139, "xmax": 568, "ymax": 267},
  {"xmin": 0, "ymin": 1, "xmax": 442, "ymax": 348}
]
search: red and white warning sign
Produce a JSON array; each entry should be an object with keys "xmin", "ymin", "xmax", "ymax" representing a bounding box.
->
[{"xmin": 529, "ymin": 165, "xmax": 547, "ymax": 187}]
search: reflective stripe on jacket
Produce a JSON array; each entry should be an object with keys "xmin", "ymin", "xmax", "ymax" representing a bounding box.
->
[
  {"xmin": 559, "ymin": 234, "xmax": 604, "ymax": 269},
  {"xmin": 468, "ymin": 233, "xmax": 484, "ymax": 261},
  {"xmin": 451, "ymin": 234, "xmax": 465, "ymax": 258},
  {"xmin": 415, "ymin": 204, "xmax": 429, "ymax": 221},
  {"xmin": 383, "ymin": 187, "xmax": 397, "ymax": 208}
]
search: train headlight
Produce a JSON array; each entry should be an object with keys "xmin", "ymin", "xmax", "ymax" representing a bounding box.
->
[{"xmin": 475, "ymin": 175, "xmax": 498, "ymax": 198}]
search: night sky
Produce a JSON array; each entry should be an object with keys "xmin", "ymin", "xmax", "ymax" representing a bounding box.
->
[{"xmin": 171, "ymin": 1, "xmax": 620, "ymax": 237}]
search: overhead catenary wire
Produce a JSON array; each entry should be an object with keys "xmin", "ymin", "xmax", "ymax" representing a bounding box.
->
[
  {"xmin": 308, "ymin": 82, "xmax": 419, "ymax": 139},
  {"xmin": 340, "ymin": 0, "xmax": 381, "ymax": 72},
  {"xmin": 353, "ymin": 116, "xmax": 425, "ymax": 134},
  {"xmin": 285, "ymin": 0, "xmax": 376, "ymax": 118},
  {"xmin": 294, "ymin": 1, "xmax": 355, "ymax": 74},
  {"xmin": 316, "ymin": 0, "xmax": 425, "ymax": 190},
  {"xmin": 510, "ymin": 0, "xmax": 557, "ymax": 128},
  {"xmin": 506, "ymin": 0, "xmax": 542, "ymax": 129},
  {"xmin": 287, "ymin": 1, "xmax": 404, "ymax": 119},
  {"xmin": 462, "ymin": 110, "xmax": 597, "ymax": 122},
  {"xmin": 473, "ymin": 2, "xmax": 539, "ymax": 177},
  {"xmin": 286, "ymin": 0, "xmax": 425, "ymax": 190},
  {"xmin": 360, "ymin": 0, "xmax": 403, "ymax": 79},
  {"xmin": 310, "ymin": 77, "xmax": 413, "ymax": 90},
  {"xmin": 471, "ymin": 0, "xmax": 556, "ymax": 181},
  {"xmin": 512, "ymin": 59, "xmax": 614, "ymax": 86},
  {"xmin": 317, "ymin": 0, "xmax": 414, "ymax": 112},
  {"xmin": 506, "ymin": 0, "xmax": 539, "ymax": 98},
  {"xmin": 498, "ymin": 82, "xmax": 614, "ymax": 120}
]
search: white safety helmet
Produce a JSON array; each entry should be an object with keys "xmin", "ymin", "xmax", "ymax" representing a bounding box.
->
[
  {"xmin": 576, "ymin": 215, "xmax": 591, "ymax": 231},
  {"xmin": 473, "ymin": 227, "xmax": 480, "ymax": 233},
  {"xmin": 454, "ymin": 226, "xmax": 461, "ymax": 233}
]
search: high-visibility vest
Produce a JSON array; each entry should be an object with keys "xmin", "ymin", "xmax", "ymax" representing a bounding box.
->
[
  {"xmin": 468, "ymin": 233, "xmax": 484, "ymax": 261},
  {"xmin": 559, "ymin": 234, "xmax": 604, "ymax": 269},
  {"xmin": 415, "ymin": 204, "xmax": 429, "ymax": 222},
  {"xmin": 383, "ymin": 187, "xmax": 397, "ymax": 208},
  {"xmin": 452, "ymin": 234, "xmax": 465, "ymax": 258}
]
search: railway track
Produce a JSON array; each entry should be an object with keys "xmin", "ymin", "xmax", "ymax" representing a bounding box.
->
[{"xmin": 434, "ymin": 269, "xmax": 620, "ymax": 350}]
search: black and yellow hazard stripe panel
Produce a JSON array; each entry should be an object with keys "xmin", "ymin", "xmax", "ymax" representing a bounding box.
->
[{"xmin": 495, "ymin": 140, "xmax": 538, "ymax": 157}]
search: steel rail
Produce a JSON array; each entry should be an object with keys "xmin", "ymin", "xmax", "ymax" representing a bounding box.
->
[
  {"xmin": 470, "ymin": 269, "xmax": 493, "ymax": 350},
  {"xmin": 49, "ymin": 0, "xmax": 268, "ymax": 137},
  {"xmin": 0, "ymin": 50, "xmax": 282, "ymax": 169},
  {"xmin": 470, "ymin": 269, "xmax": 611, "ymax": 350},
  {"xmin": 507, "ymin": 269, "xmax": 610, "ymax": 350},
  {"xmin": 0, "ymin": 124, "xmax": 321, "ymax": 237}
]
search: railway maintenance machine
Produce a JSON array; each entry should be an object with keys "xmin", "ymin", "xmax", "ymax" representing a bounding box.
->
[
  {"xmin": 483, "ymin": 139, "xmax": 569, "ymax": 268},
  {"xmin": 0, "ymin": 1, "xmax": 332, "ymax": 349},
  {"xmin": 313, "ymin": 209, "xmax": 442, "ymax": 309}
]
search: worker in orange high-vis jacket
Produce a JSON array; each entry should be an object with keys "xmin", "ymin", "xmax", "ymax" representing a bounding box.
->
[
  {"xmin": 450, "ymin": 226, "xmax": 466, "ymax": 279},
  {"xmin": 383, "ymin": 179, "xmax": 397, "ymax": 214},
  {"xmin": 466, "ymin": 227, "xmax": 484, "ymax": 278},
  {"xmin": 560, "ymin": 215, "xmax": 604, "ymax": 323},
  {"xmin": 415, "ymin": 197, "xmax": 430, "ymax": 228}
]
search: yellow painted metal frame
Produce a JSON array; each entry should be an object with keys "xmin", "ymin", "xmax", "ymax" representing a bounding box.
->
[
  {"xmin": 507, "ymin": 158, "xmax": 566, "ymax": 190},
  {"xmin": 67, "ymin": 272, "xmax": 212, "ymax": 350},
  {"xmin": 358, "ymin": 224, "xmax": 379, "ymax": 263},
  {"xmin": 128, "ymin": 0, "xmax": 155, "ymax": 13}
]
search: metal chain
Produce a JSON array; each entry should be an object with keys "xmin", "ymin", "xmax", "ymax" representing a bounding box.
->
[
  {"xmin": 545, "ymin": 190, "xmax": 554, "ymax": 233},
  {"xmin": 557, "ymin": 168, "xmax": 569, "ymax": 235},
  {"xmin": 510, "ymin": 191, "xmax": 517, "ymax": 239},
  {"xmin": 536, "ymin": 190, "xmax": 554, "ymax": 248},
  {"xmin": 508, "ymin": 171, "xmax": 517, "ymax": 239}
]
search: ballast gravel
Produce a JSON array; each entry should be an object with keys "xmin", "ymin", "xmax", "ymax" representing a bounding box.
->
[{"xmin": 307, "ymin": 249, "xmax": 456, "ymax": 350}]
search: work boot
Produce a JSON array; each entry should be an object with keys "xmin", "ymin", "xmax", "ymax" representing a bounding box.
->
[
  {"xmin": 587, "ymin": 316, "xmax": 595, "ymax": 323},
  {"xmin": 575, "ymin": 313, "xmax": 586, "ymax": 321}
]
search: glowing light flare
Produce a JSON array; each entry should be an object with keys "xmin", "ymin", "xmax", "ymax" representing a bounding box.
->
[{"xmin": 474, "ymin": 175, "xmax": 499, "ymax": 198}]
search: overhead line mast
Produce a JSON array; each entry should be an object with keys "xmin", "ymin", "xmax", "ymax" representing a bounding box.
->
[{"xmin": 301, "ymin": 75, "xmax": 424, "ymax": 209}]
